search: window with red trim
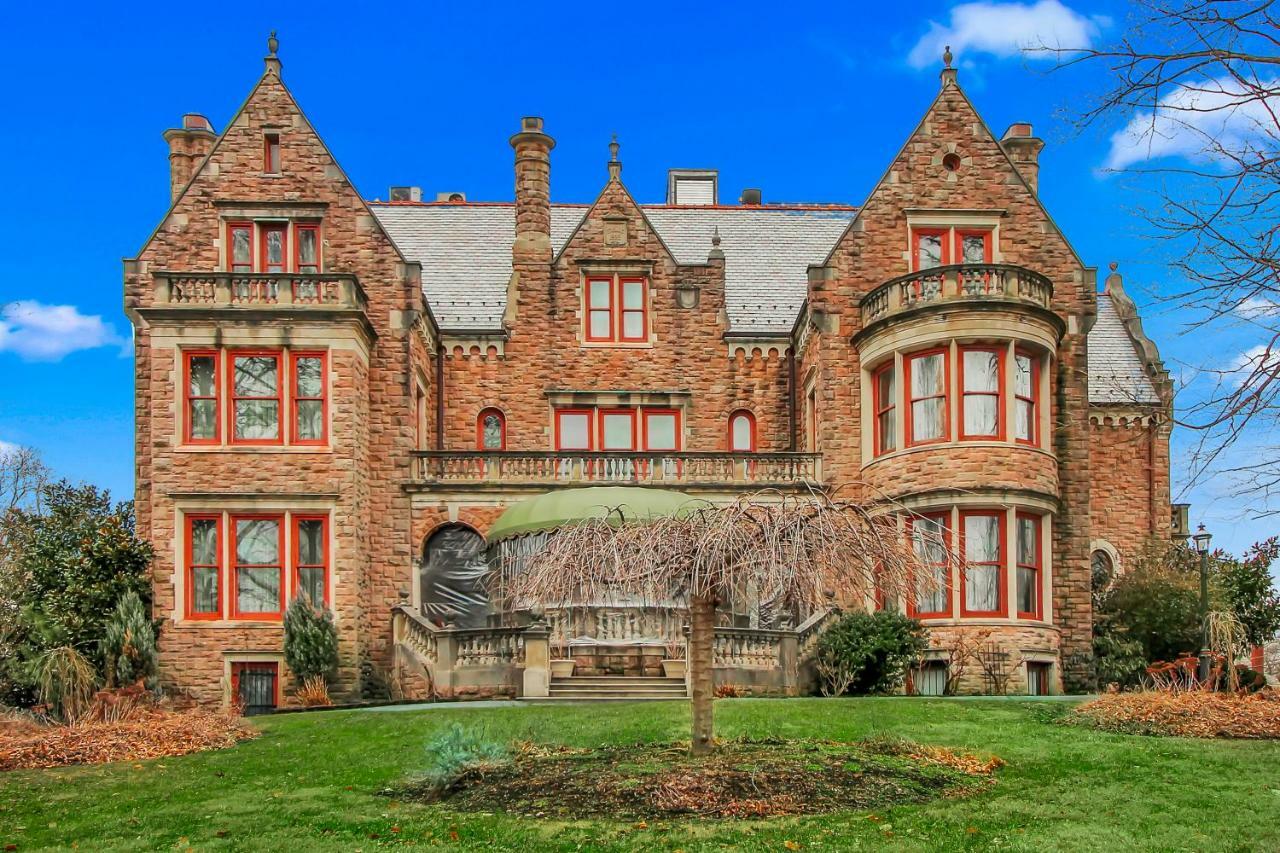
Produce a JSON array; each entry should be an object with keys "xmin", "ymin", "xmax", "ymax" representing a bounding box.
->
[
  {"xmin": 477, "ymin": 408, "xmax": 506, "ymax": 450},
  {"xmin": 264, "ymin": 133, "xmax": 281, "ymax": 174},
  {"xmin": 905, "ymin": 349, "xmax": 948, "ymax": 446},
  {"xmin": 293, "ymin": 515, "xmax": 328, "ymax": 607},
  {"xmin": 961, "ymin": 511, "xmax": 1005, "ymax": 617},
  {"xmin": 1014, "ymin": 350, "xmax": 1040, "ymax": 446},
  {"xmin": 908, "ymin": 513, "xmax": 951, "ymax": 618},
  {"xmin": 231, "ymin": 514, "xmax": 285, "ymax": 619},
  {"xmin": 259, "ymin": 223, "xmax": 288, "ymax": 274},
  {"xmin": 584, "ymin": 274, "xmax": 649, "ymax": 343},
  {"xmin": 227, "ymin": 222, "xmax": 253, "ymax": 273},
  {"xmin": 186, "ymin": 514, "xmax": 222, "ymax": 619},
  {"xmin": 416, "ymin": 385, "xmax": 427, "ymax": 450},
  {"xmin": 184, "ymin": 350, "xmax": 220, "ymax": 444},
  {"xmin": 290, "ymin": 352, "xmax": 326, "ymax": 445},
  {"xmin": 911, "ymin": 228, "xmax": 949, "ymax": 271},
  {"xmin": 953, "ymin": 229, "xmax": 993, "ymax": 265},
  {"xmin": 873, "ymin": 362, "xmax": 896, "ymax": 455},
  {"xmin": 642, "ymin": 410, "xmax": 680, "ymax": 451},
  {"xmin": 959, "ymin": 346, "xmax": 1003, "ymax": 440},
  {"xmin": 729, "ymin": 410, "xmax": 756, "ymax": 452},
  {"xmin": 807, "ymin": 388, "xmax": 818, "ymax": 451},
  {"xmin": 1015, "ymin": 513, "xmax": 1042, "ymax": 619},
  {"xmin": 294, "ymin": 224, "xmax": 320, "ymax": 274},
  {"xmin": 231, "ymin": 351, "xmax": 283, "ymax": 444},
  {"xmin": 555, "ymin": 409, "xmax": 593, "ymax": 450},
  {"xmin": 599, "ymin": 409, "xmax": 638, "ymax": 451}
]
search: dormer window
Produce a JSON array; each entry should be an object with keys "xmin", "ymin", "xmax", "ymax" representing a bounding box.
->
[
  {"xmin": 264, "ymin": 133, "xmax": 281, "ymax": 174},
  {"xmin": 910, "ymin": 226, "xmax": 993, "ymax": 271},
  {"xmin": 584, "ymin": 274, "xmax": 649, "ymax": 344},
  {"xmin": 223, "ymin": 221, "xmax": 322, "ymax": 274}
]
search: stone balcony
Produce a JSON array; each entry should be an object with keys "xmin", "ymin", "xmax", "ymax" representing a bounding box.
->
[
  {"xmin": 408, "ymin": 450, "xmax": 823, "ymax": 493},
  {"xmin": 860, "ymin": 263, "xmax": 1053, "ymax": 327},
  {"xmin": 150, "ymin": 271, "xmax": 368, "ymax": 311}
]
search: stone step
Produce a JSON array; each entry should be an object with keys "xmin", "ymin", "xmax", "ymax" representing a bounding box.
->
[
  {"xmin": 551, "ymin": 676, "xmax": 684, "ymax": 685},
  {"xmin": 522, "ymin": 695, "xmax": 688, "ymax": 703},
  {"xmin": 549, "ymin": 685, "xmax": 688, "ymax": 695}
]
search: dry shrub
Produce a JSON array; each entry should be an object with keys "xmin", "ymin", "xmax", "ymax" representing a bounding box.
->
[
  {"xmin": 0, "ymin": 706, "xmax": 256, "ymax": 771},
  {"xmin": 1071, "ymin": 690, "xmax": 1280, "ymax": 739},
  {"xmin": 35, "ymin": 646, "xmax": 97, "ymax": 723},
  {"xmin": 714, "ymin": 684, "xmax": 746, "ymax": 699},
  {"xmin": 295, "ymin": 675, "xmax": 333, "ymax": 707}
]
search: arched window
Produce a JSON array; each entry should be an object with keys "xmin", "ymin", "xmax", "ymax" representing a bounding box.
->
[
  {"xmin": 477, "ymin": 408, "xmax": 505, "ymax": 450},
  {"xmin": 420, "ymin": 525, "xmax": 489, "ymax": 628},
  {"xmin": 729, "ymin": 410, "xmax": 756, "ymax": 452},
  {"xmin": 1091, "ymin": 548, "xmax": 1115, "ymax": 593}
]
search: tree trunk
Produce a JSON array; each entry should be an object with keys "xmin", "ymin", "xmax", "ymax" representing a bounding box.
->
[{"xmin": 689, "ymin": 592, "xmax": 716, "ymax": 756}]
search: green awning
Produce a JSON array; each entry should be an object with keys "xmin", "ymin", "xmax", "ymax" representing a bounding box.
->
[{"xmin": 485, "ymin": 486, "xmax": 705, "ymax": 543}]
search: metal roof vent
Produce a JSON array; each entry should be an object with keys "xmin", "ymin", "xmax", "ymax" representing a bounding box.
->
[
  {"xmin": 389, "ymin": 186, "xmax": 422, "ymax": 202},
  {"xmin": 436, "ymin": 191, "xmax": 467, "ymax": 203},
  {"xmin": 739, "ymin": 188, "xmax": 763, "ymax": 205},
  {"xmin": 667, "ymin": 169, "xmax": 718, "ymax": 206}
]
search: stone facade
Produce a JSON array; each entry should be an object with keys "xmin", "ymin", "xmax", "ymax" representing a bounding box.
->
[{"xmin": 126, "ymin": 49, "xmax": 1174, "ymax": 705}]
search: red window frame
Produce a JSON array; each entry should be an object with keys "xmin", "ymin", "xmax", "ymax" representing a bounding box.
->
[
  {"xmin": 958, "ymin": 346, "xmax": 1005, "ymax": 441},
  {"xmin": 415, "ymin": 386, "xmax": 427, "ymax": 450},
  {"xmin": 294, "ymin": 223, "xmax": 320, "ymax": 274},
  {"xmin": 872, "ymin": 361, "xmax": 896, "ymax": 456},
  {"xmin": 952, "ymin": 229, "xmax": 994, "ymax": 264},
  {"xmin": 585, "ymin": 276, "xmax": 615, "ymax": 342},
  {"xmin": 807, "ymin": 388, "xmax": 818, "ymax": 451},
  {"xmin": 228, "ymin": 349, "xmax": 284, "ymax": 446},
  {"xmin": 264, "ymin": 133, "xmax": 281, "ymax": 174},
  {"xmin": 229, "ymin": 513, "xmax": 286, "ymax": 621},
  {"xmin": 476, "ymin": 407, "xmax": 507, "ymax": 450},
  {"xmin": 904, "ymin": 348, "xmax": 950, "ymax": 447},
  {"xmin": 906, "ymin": 512, "xmax": 952, "ymax": 619},
  {"xmin": 226, "ymin": 221, "xmax": 254, "ymax": 273},
  {"xmin": 1015, "ymin": 512, "xmax": 1043, "ymax": 619},
  {"xmin": 584, "ymin": 275, "xmax": 649, "ymax": 343},
  {"xmin": 291, "ymin": 514, "xmax": 330, "ymax": 608},
  {"xmin": 1014, "ymin": 349, "xmax": 1040, "ymax": 447},
  {"xmin": 911, "ymin": 228, "xmax": 950, "ymax": 271},
  {"xmin": 728, "ymin": 410, "xmax": 757, "ymax": 452},
  {"xmin": 230, "ymin": 661, "xmax": 280, "ymax": 710},
  {"xmin": 554, "ymin": 409, "xmax": 594, "ymax": 450},
  {"xmin": 959, "ymin": 510, "xmax": 1007, "ymax": 618},
  {"xmin": 183, "ymin": 349, "xmax": 221, "ymax": 445},
  {"xmin": 598, "ymin": 408, "xmax": 639, "ymax": 451},
  {"xmin": 185, "ymin": 513, "xmax": 223, "ymax": 620},
  {"xmin": 641, "ymin": 409, "xmax": 681, "ymax": 451},
  {"xmin": 259, "ymin": 223, "xmax": 288, "ymax": 274},
  {"xmin": 619, "ymin": 277, "xmax": 648, "ymax": 343},
  {"xmin": 289, "ymin": 351, "xmax": 328, "ymax": 446}
]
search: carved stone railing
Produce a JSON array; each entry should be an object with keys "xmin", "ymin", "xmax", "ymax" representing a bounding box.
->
[
  {"xmin": 860, "ymin": 263, "xmax": 1053, "ymax": 325},
  {"xmin": 392, "ymin": 605, "xmax": 439, "ymax": 666},
  {"xmin": 411, "ymin": 451, "xmax": 822, "ymax": 489},
  {"xmin": 152, "ymin": 271, "xmax": 367, "ymax": 311},
  {"xmin": 713, "ymin": 627, "xmax": 787, "ymax": 669},
  {"xmin": 451, "ymin": 627, "xmax": 526, "ymax": 668},
  {"xmin": 392, "ymin": 606, "xmax": 527, "ymax": 697},
  {"xmin": 796, "ymin": 608, "xmax": 838, "ymax": 657}
]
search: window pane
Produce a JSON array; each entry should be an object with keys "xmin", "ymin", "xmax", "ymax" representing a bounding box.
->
[
  {"xmin": 911, "ymin": 354, "xmax": 943, "ymax": 397},
  {"xmin": 237, "ymin": 567, "xmax": 280, "ymax": 613},
  {"xmin": 622, "ymin": 281, "xmax": 643, "ymax": 309},
  {"xmin": 602, "ymin": 414, "xmax": 634, "ymax": 450},
  {"xmin": 265, "ymin": 229, "xmax": 284, "ymax": 271},
  {"xmin": 912, "ymin": 518, "xmax": 947, "ymax": 565},
  {"xmin": 912, "ymin": 398, "xmax": 944, "ymax": 441},
  {"xmin": 963, "ymin": 351, "xmax": 999, "ymax": 393},
  {"xmin": 191, "ymin": 519, "xmax": 219, "ymax": 565},
  {"xmin": 589, "ymin": 279, "xmax": 611, "ymax": 308},
  {"xmin": 645, "ymin": 414, "xmax": 677, "ymax": 451},
  {"xmin": 236, "ymin": 401, "xmax": 279, "ymax": 440},
  {"xmin": 967, "ymin": 564, "xmax": 999, "ymax": 611},
  {"xmin": 193, "ymin": 566, "xmax": 219, "ymax": 613},
  {"xmin": 299, "ymin": 566, "xmax": 325, "ymax": 605},
  {"xmin": 294, "ymin": 357, "xmax": 322, "ymax": 398},
  {"xmin": 293, "ymin": 400, "xmax": 321, "ymax": 441},
  {"xmin": 964, "ymin": 396, "xmax": 998, "ymax": 436},
  {"xmin": 189, "ymin": 356, "xmax": 216, "ymax": 397},
  {"xmin": 917, "ymin": 233, "xmax": 943, "ymax": 268},
  {"xmin": 1017, "ymin": 566, "xmax": 1037, "ymax": 614},
  {"xmin": 298, "ymin": 519, "xmax": 324, "ymax": 566},
  {"xmin": 731, "ymin": 414, "xmax": 752, "ymax": 451},
  {"xmin": 590, "ymin": 311, "xmax": 612, "ymax": 339},
  {"xmin": 964, "ymin": 515, "xmax": 999, "ymax": 563},
  {"xmin": 877, "ymin": 367, "xmax": 895, "ymax": 407},
  {"xmin": 622, "ymin": 311, "xmax": 644, "ymax": 339},
  {"xmin": 231, "ymin": 227, "xmax": 251, "ymax": 268},
  {"xmin": 236, "ymin": 518, "xmax": 280, "ymax": 565},
  {"xmin": 1014, "ymin": 354, "xmax": 1033, "ymax": 397},
  {"xmin": 298, "ymin": 228, "xmax": 317, "ymax": 269},
  {"xmin": 482, "ymin": 414, "xmax": 503, "ymax": 449},
  {"xmin": 235, "ymin": 357, "xmax": 277, "ymax": 397},
  {"xmin": 558, "ymin": 413, "xmax": 590, "ymax": 449},
  {"xmin": 1017, "ymin": 517, "xmax": 1038, "ymax": 566},
  {"xmin": 878, "ymin": 410, "xmax": 895, "ymax": 452},
  {"xmin": 190, "ymin": 400, "xmax": 216, "ymax": 440},
  {"xmin": 961, "ymin": 234, "xmax": 987, "ymax": 264},
  {"xmin": 1015, "ymin": 400, "xmax": 1033, "ymax": 441}
]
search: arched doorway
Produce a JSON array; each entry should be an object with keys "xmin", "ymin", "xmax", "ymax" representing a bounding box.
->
[{"xmin": 419, "ymin": 525, "xmax": 490, "ymax": 628}]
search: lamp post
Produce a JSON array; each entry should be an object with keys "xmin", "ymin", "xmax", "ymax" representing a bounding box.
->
[{"xmin": 1193, "ymin": 523, "xmax": 1213, "ymax": 683}]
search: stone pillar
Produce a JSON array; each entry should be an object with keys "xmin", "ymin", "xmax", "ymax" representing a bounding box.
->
[
  {"xmin": 522, "ymin": 623, "xmax": 551, "ymax": 698},
  {"xmin": 779, "ymin": 632, "xmax": 799, "ymax": 696},
  {"xmin": 508, "ymin": 117, "xmax": 555, "ymax": 265},
  {"xmin": 161, "ymin": 114, "xmax": 216, "ymax": 202}
]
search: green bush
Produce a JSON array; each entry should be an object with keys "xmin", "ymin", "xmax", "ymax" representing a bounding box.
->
[
  {"xmin": 812, "ymin": 611, "xmax": 928, "ymax": 696},
  {"xmin": 419, "ymin": 722, "xmax": 509, "ymax": 793},
  {"xmin": 101, "ymin": 590, "xmax": 159, "ymax": 688},
  {"xmin": 282, "ymin": 596, "xmax": 339, "ymax": 683}
]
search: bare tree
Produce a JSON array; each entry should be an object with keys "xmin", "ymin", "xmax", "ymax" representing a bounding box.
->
[
  {"xmin": 1053, "ymin": 1, "xmax": 1280, "ymax": 501},
  {"xmin": 0, "ymin": 444, "xmax": 48, "ymax": 513},
  {"xmin": 496, "ymin": 490, "xmax": 936, "ymax": 756}
]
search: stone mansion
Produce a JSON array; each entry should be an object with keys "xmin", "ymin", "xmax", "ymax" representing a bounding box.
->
[{"xmin": 124, "ymin": 40, "xmax": 1176, "ymax": 710}]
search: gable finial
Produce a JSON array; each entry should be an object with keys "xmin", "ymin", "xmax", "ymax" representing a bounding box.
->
[
  {"xmin": 708, "ymin": 226, "xmax": 724, "ymax": 261},
  {"xmin": 943, "ymin": 44, "xmax": 953, "ymax": 68},
  {"xmin": 940, "ymin": 44, "xmax": 957, "ymax": 89},
  {"xmin": 264, "ymin": 31, "xmax": 283, "ymax": 75},
  {"xmin": 268, "ymin": 30, "xmax": 279, "ymax": 56},
  {"xmin": 607, "ymin": 133, "xmax": 622, "ymax": 181},
  {"xmin": 712, "ymin": 226, "xmax": 721, "ymax": 248}
]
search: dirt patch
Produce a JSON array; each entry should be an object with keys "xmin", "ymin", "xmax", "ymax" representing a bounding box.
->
[
  {"xmin": 393, "ymin": 737, "xmax": 1002, "ymax": 820},
  {"xmin": 1069, "ymin": 689, "xmax": 1280, "ymax": 739}
]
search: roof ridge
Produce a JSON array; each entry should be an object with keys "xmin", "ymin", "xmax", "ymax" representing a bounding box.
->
[{"xmin": 367, "ymin": 200, "xmax": 857, "ymax": 212}]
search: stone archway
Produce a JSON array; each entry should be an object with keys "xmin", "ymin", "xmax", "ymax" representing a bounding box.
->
[{"xmin": 419, "ymin": 524, "xmax": 490, "ymax": 628}]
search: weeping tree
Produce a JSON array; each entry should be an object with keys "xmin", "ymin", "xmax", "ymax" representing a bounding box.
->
[{"xmin": 501, "ymin": 490, "xmax": 930, "ymax": 756}]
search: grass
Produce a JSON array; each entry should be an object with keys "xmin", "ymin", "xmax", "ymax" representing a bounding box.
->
[{"xmin": 1, "ymin": 697, "xmax": 1277, "ymax": 851}]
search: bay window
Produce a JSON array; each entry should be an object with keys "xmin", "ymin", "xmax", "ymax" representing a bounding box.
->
[
  {"xmin": 961, "ymin": 511, "xmax": 1004, "ymax": 617},
  {"xmin": 1014, "ymin": 350, "xmax": 1039, "ymax": 445},
  {"xmin": 232, "ymin": 352, "xmax": 282, "ymax": 444},
  {"xmin": 906, "ymin": 349, "xmax": 948, "ymax": 445},
  {"xmin": 181, "ymin": 347, "xmax": 328, "ymax": 448},
  {"xmin": 584, "ymin": 275, "xmax": 649, "ymax": 343},
  {"xmin": 960, "ymin": 347, "xmax": 1003, "ymax": 440},
  {"xmin": 909, "ymin": 513, "xmax": 951, "ymax": 618},
  {"xmin": 873, "ymin": 363, "xmax": 896, "ymax": 455},
  {"xmin": 231, "ymin": 515, "xmax": 285, "ymax": 619},
  {"xmin": 1016, "ymin": 513, "xmax": 1042, "ymax": 618}
]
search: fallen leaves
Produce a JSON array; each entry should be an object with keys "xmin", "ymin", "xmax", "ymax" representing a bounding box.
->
[{"xmin": 1071, "ymin": 690, "xmax": 1280, "ymax": 739}]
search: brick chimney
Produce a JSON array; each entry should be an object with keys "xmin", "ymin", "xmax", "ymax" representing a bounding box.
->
[
  {"xmin": 162, "ymin": 114, "xmax": 216, "ymax": 202},
  {"xmin": 509, "ymin": 116, "xmax": 555, "ymax": 264},
  {"xmin": 1001, "ymin": 122, "xmax": 1045, "ymax": 193}
]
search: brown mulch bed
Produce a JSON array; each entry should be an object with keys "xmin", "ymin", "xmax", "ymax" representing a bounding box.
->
[
  {"xmin": 0, "ymin": 708, "xmax": 257, "ymax": 771},
  {"xmin": 393, "ymin": 737, "xmax": 1002, "ymax": 820},
  {"xmin": 1069, "ymin": 689, "xmax": 1280, "ymax": 739}
]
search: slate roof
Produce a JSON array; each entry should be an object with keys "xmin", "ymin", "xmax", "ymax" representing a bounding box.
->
[
  {"xmin": 1088, "ymin": 292, "xmax": 1162, "ymax": 405},
  {"xmin": 370, "ymin": 200, "xmax": 1161, "ymax": 404}
]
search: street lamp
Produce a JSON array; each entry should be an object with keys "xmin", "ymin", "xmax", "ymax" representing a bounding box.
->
[{"xmin": 1193, "ymin": 523, "xmax": 1213, "ymax": 683}]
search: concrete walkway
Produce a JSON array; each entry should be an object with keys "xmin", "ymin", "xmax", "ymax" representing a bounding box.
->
[{"xmin": 359, "ymin": 699, "xmax": 524, "ymax": 713}]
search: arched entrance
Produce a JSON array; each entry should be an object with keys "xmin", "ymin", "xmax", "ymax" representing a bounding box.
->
[{"xmin": 419, "ymin": 524, "xmax": 490, "ymax": 628}]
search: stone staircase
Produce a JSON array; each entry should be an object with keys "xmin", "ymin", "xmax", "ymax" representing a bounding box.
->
[{"xmin": 522, "ymin": 675, "xmax": 689, "ymax": 702}]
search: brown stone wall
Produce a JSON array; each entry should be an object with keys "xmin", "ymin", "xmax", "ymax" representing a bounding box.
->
[{"xmin": 1089, "ymin": 414, "xmax": 1172, "ymax": 564}]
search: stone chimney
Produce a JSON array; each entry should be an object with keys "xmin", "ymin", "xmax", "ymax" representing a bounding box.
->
[
  {"xmin": 509, "ymin": 116, "xmax": 555, "ymax": 264},
  {"xmin": 1001, "ymin": 122, "xmax": 1045, "ymax": 193},
  {"xmin": 162, "ymin": 114, "xmax": 216, "ymax": 202}
]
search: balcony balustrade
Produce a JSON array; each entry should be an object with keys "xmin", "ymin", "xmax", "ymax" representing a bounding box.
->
[
  {"xmin": 152, "ymin": 271, "xmax": 367, "ymax": 311},
  {"xmin": 861, "ymin": 263, "xmax": 1053, "ymax": 326},
  {"xmin": 410, "ymin": 450, "xmax": 823, "ymax": 490}
]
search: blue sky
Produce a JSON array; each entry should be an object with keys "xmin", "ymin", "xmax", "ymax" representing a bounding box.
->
[{"xmin": 0, "ymin": 0, "xmax": 1273, "ymax": 557}]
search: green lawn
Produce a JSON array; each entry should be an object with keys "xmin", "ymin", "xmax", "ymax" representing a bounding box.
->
[{"xmin": 2, "ymin": 698, "xmax": 1278, "ymax": 851}]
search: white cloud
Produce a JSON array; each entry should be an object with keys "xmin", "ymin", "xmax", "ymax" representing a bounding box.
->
[
  {"xmin": 908, "ymin": 0, "xmax": 1108, "ymax": 69},
  {"xmin": 1104, "ymin": 77, "xmax": 1280, "ymax": 169},
  {"xmin": 1236, "ymin": 296, "xmax": 1280, "ymax": 320},
  {"xmin": 1228, "ymin": 344, "xmax": 1280, "ymax": 387},
  {"xmin": 0, "ymin": 439, "xmax": 18, "ymax": 458},
  {"xmin": 0, "ymin": 301, "xmax": 127, "ymax": 362}
]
